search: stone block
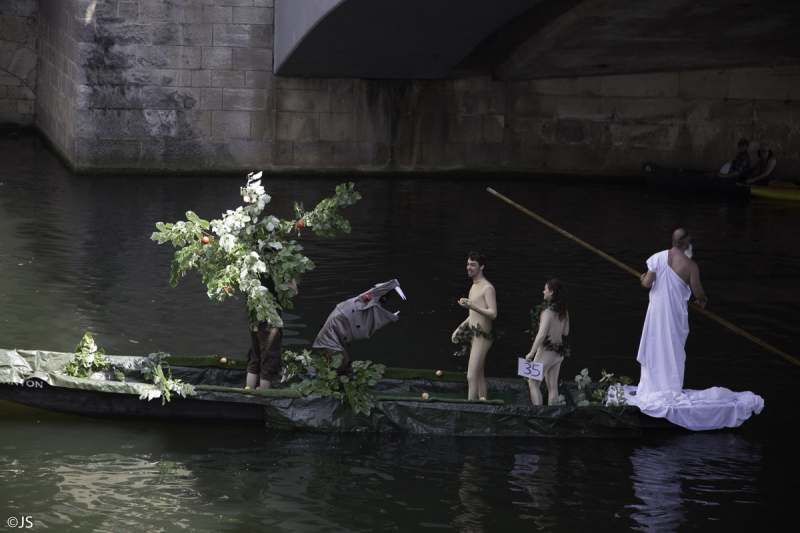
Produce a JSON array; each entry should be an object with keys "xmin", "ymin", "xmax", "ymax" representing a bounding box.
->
[
  {"xmin": 223, "ymin": 88, "xmax": 267, "ymax": 111},
  {"xmin": 183, "ymin": 24, "xmax": 213, "ymax": 47},
  {"xmin": 170, "ymin": 46, "xmax": 202, "ymax": 69},
  {"xmin": 250, "ymin": 25, "xmax": 274, "ymax": 49},
  {"xmin": 6, "ymin": 84, "xmax": 34, "ymax": 100},
  {"xmin": 233, "ymin": 7, "xmax": 273, "ymax": 25},
  {"xmin": 276, "ymin": 89, "xmax": 330, "ymax": 113},
  {"xmin": 251, "ymin": 110, "xmax": 275, "ymax": 140},
  {"xmin": 275, "ymin": 112, "xmax": 318, "ymax": 141},
  {"xmin": 292, "ymin": 141, "xmax": 333, "ymax": 166},
  {"xmin": 202, "ymin": 47, "xmax": 232, "ymax": 70},
  {"xmin": 0, "ymin": 99, "xmax": 14, "ymax": 113},
  {"xmin": 97, "ymin": 22, "xmax": 151, "ymax": 45},
  {"xmin": 554, "ymin": 119, "xmax": 586, "ymax": 144},
  {"xmin": 275, "ymin": 77, "xmax": 328, "ymax": 90},
  {"xmin": 729, "ymin": 68, "xmax": 789, "ymax": 100},
  {"xmin": 212, "ymin": 70, "xmax": 245, "ymax": 88},
  {"xmin": 512, "ymin": 93, "xmax": 556, "ymax": 118},
  {"xmin": 77, "ymin": 83, "xmax": 141, "ymax": 109},
  {"xmin": 330, "ymin": 83, "xmax": 355, "ymax": 113},
  {"xmin": 615, "ymin": 98, "xmax": 696, "ymax": 124},
  {"xmin": 8, "ymin": 48, "xmax": 36, "ymax": 82},
  {"xmin": 232, "ymin": 48, "xmax": 272, "ymax": 71},
  {"xmin": 355, "ymin": 107, "xmax": 391, "ymax": 143},
  {"xmin": 192, "ymin": 70, "xmax": 212, "ymax": 87},
  {"xmin": 211, "ymin": 110, "xmax": 251, "ymax": 140},
  {"xmin": 133, "ymin": 44, "xmax": 170, "ymax": 69},
  {"xmin": 204, "ymin": 6, "xmax": 232, "ymax": 24},
  {"xmin": 143, "ymin": 109, "xmax": 179, "ymax": 137},
  {"xmin": 75, "ymin": 138, "xmax": 141, "ymax": 166},
  {"xmin": 140, "ymin": 0, "xmax": 173, "ymax": 22},
  {"xmin": 201, "ymin": 88, "xmax": 223, "ymax": 110},
  {"xmin": 538, "ymin": 78, "xmax": 576, "ymax": 96},
  {"xmin": 152, "ymin": 24, "xmax": 181, "ymax": 46},
  {"xmin": 453, "ymin": 76, "xmax": 490, "ymax": 93},
  {"xmin": 213, "ymin": 24, "xmax": 250, "ymax": 48},
  {"xmin": 465, "ymin": 143, "xmax": 503, "ymax": 166},
  {"xmin": 319, "ymin": 113, "xmax": 355, "ymax": 142},
  {"xmin": 160, "ymin": 69, "xmax": 193, "ymax": 87},
  {"xmin": 245, "ymin": 71, "xmax": 272, "ymax": 89},
  {"xmin": 553, "ymin": 95, "xmax": 614, "ymax": 121},
  {"xmin": 447, "ymin": 115, "xmax": 482, "ymax": 143},
  {"xmin": 678, "ymin": 69, "xmax": 730, "ymax": 99},
  {"xmin": 141, "ymin": 86, "xmax": 200, "ymax": 110},
  {"xmin": 173, "ymin": 5, "xmax": 203, "ymax": 24},
  {"xmin": 483, "ymin": 115, "xmax": 504, "ymax": 144},
  {"xmin": 226, "ymin": 139, "xmax": 273, "ymax": 166},
  {"xmin": 789, "ymin": 77, "xmax": 800, "ymax": 101},
  {"xmin": 600, "ymin": 72, "xmax": 679, "ymax": 98},
  {"xmin": 176, "ymin": 109, "xmax": 212, "ymax": 139},
  {"xmin": 255, "ymin": 1, "xmax": 275, "ymax": 8},
  {"xmin": 330, "ymin": 142, "xmax": 360, "ymax": 167},
  {"xmin": 17, "ymin": 98, "xmax": 34, "ymax": 114},
  {"xmin": 273, "ymin": 141, "xmax": 293, "ymax": 165}
]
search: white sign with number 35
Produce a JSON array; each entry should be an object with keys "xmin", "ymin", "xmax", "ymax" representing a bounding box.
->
[{"xmin": 518, "ymin": 358, "xmax": 544, "ymax": 380}]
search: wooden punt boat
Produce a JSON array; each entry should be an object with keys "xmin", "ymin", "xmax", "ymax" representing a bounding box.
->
[{"xmin": 0, "ymin": 349, "xmax": 663, "ymax": 437}]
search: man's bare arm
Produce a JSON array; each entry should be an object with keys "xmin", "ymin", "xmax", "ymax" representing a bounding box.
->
[
  {"xmin": 640, "ymin": 270, "xmax": 656, "ymax": 289},
  {"xmin": 689, "ymin": 264, "xmax": 707, "ymax": 308}
]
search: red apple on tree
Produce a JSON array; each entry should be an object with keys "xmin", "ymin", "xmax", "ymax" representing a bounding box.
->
[
  {"xmin": 297, "ymin": 220, "xmax": 305, "ymax": 229},
  {"xmin": 201, "ymin": 236, "xmax": 210, "ymax": 244}
]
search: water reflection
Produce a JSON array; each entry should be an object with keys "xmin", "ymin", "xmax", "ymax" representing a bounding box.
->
[{"xmin": 628, "ymin": 433, "xmax": 761, "ymax": 532}]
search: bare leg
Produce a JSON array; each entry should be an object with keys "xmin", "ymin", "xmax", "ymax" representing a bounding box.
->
[
  {"xmin": 467, "ymin": 337, "xmax": 492, "ymax": 400},
  {"xmin": 529, "ymin": 350, "xmax": 562, "ymax": 405},
  {"xmin": 259, "ymin": 378, "xmax": 272, "ymax": 390},
  {"xmin": 544, "ymin": 357, "xmax": 563, "ymax": 405},
  {"xmin": 528, "ymin": 379, "xmax": 544, "ymax": 405},
  {"xmin": 245, "ymin": 373, "xmax": 258, "ymax": 389}
]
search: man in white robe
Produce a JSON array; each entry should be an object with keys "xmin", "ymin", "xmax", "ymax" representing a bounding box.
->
[{"xmin": 636, "ymin": 228, "xmax": 707, "ymax": 396}]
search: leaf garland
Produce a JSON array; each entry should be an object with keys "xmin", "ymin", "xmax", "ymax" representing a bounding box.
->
[
  {"xmin": 453, "ymin": 323, "xmax": 502, "ymax": 357},
  {"xmin": 528, "ymin": 301, "xmax": 571, "ymax": 358}
]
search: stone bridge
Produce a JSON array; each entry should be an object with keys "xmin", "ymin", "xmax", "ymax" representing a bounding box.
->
[{"xmin": 1, "ymin": 0, "xmax": 799, "ymax": 175}]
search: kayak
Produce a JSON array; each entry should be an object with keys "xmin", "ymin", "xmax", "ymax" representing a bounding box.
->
[{"xmin": 644, "ymin": 161, "xmax": 800, "ymax": 201}]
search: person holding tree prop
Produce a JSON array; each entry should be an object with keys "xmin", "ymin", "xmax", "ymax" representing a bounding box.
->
[{"xmin": 152, "ymin": 172, "xmax": 361, "ymax": 389}]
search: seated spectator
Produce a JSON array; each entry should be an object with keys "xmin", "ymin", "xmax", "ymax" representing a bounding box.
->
[
  {"xmin": 745, "ymin": 143, "xmax": 778, "ymax": 184},
  {"xmin": 716, "ymin": 138, "xmax": 750, "ymax": 179}
]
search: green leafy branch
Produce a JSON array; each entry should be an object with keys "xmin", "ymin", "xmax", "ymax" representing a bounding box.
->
[
  {"xmin": 139, "ymin": 351, "xmax": 196, "ymax": 405},
  {"xmin": 65, "ymin": 333, "xmax": 109, "ymax": 378},
  {"xmin": 282, "ymin": 350, "xmax": 385, "ymax": 416},
  {"xmin": 151, "ymin": 173, "xmax": 361, "ymax": 329},
  {"xmin": 572, "ymin": 368, "xmax": 633, "ymax": 406}
]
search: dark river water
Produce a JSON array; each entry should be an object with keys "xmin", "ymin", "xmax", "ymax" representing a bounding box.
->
[{"xmin": 1, "ymin": 134, "xmax": 798, "ymax": 531}]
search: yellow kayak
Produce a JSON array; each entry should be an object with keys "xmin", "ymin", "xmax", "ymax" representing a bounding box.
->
[{"xmin": 749, "ymin": 183, "xmax": 800, "ymax": 202}]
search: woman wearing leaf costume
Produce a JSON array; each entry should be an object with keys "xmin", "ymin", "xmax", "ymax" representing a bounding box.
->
[
  {"xmin": 525, "ymin": 279, "xmax": 570, "ymax": 405},
  {"xmin": 151, "ymin": 172, "xmax": 360, "ymax": 390}
]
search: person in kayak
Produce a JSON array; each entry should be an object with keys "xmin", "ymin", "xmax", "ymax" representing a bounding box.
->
[
  {"xmin": 716, "ymin": 138, "xmax": 751, "ymax": 179},
  {"xmin": 744, "ymin": 143, "xmax": 778, "ymax": 184}
]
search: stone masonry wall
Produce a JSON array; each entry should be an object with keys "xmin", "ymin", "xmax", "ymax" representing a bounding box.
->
[
  {"xmin": 18, "ymin": 1, "xmax": 800, "ymax": 176},
  {"xmin": 0, "ymin": 0, "xmax": 38, "ymax": 130},
  {"xmin": 36, "ymin": 0, "xmax": 78, "ymax": 162}
]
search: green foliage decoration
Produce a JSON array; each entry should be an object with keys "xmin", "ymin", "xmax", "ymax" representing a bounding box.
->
[
  {"xmin": 282, "ymin": 349, "xmax": 385, "ymax": 416},
  {"xmin": 527, "ymin": 301, "xmax": 571, "ymax": 358},
  {"xmin": 453, "ymin": 323, "xmax": 502, "ymax": 357},
  {"xmin": 139, "ymin": 351, "xmax": 196, "ymax": 405},
  {"xmin": 151, "ymin": 173, "xmax": 361, "ymax": 330},
  {"xmin": 573, "ymin": 368, "xmax": 633, "ymax": 407},
  {"xmin": 65, "ymin": 333, "xmax": 109, "ymax": 378}
]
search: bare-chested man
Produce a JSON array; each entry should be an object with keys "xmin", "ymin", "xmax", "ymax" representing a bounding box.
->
[
  {"xmin": 451, "ymin": 252, "xmax": 498, "ymax": 400},
  {"xmin": 636, "ymin": 228, "xmax": 707, "ymax": 396}
]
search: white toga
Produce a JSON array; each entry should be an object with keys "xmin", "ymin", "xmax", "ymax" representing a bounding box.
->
[{"xmin": 636, "ymin": 250, "xmax": 691, "ymax": 396}]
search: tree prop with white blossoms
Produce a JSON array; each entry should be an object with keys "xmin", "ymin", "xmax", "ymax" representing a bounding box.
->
[{"xmin": 151, "ymin": 172, "xmax": 361, "ymax": 329}]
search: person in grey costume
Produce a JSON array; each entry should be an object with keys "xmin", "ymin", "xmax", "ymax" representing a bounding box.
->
[{"xmin": 313, "ymin": 279, "xmax": 407, "ymax": 371}]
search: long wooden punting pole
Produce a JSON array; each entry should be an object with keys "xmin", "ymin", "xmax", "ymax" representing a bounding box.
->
[{"xmin": 487, "ymin": 187, "xmax": 799, "ymax": 368}]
